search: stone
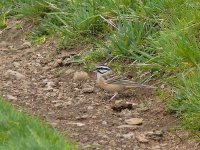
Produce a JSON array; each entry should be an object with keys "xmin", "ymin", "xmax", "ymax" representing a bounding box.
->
[
  {"xmin": 82, "ymin": 85, "xmax": 94, "ymax": 93},
  {"xmin": 132, "ymin": 102, "xmax": 138, "ymax": 107},
  {"xmin": 54, "ymin": 103, "xmax": 63, "ymax": 108},
  {"xmin": 122, "ymin": 132, "xmax": 135, "ymax": 139},
  {"xmin": 91, "ymin": 116, "xmax": 97, "ymax": 119},
  {"xmin": 114, "ymin": 100, "xmax": 123, "ymax": 104},
  {"xmin": 46, "ymin": 81, "xmax": 56, "ymax": 90},
  {"xmin": 7, "ymin": 94, "xmax": 17, "ymax": 100},
  {"xmin": 76, "ymin": 123, "xmax": 86, "ymax": 127},
  {"xmin": 117, "ymin": 125, "xmax": 138, "ymax": 130},
  {"xmin": 145, "ymin": 130, "xmax": 164, "ymax": 141},
  {"xmin": 76, "ymin": 115, "xmax": 89, "ymax": 120},
  {"xmin": 13, "ymin": 62, "xmax": 20, "ymax": 68},
  {"xmin": 71, "ymin": 122, "xmax": 86, "ymax": 127},
  {"xmin": 5, "ymin": 70, "xmax": 26, "ymax": 80},
  {"xmin": 136, "ymin": 134, "xmax": 149, "ymax": 143},
  {"xmin": 65, "ymin": 122, "xmax": 85, "ymax": 127},
  {"xmin": 87, "ymin": 106, "xmax": 94, "ymax": 110},
  {"xmin": 73, "ymin": 71, "xmax": 89, "ymax": 81},
  {"xmin": 102, "ymin": 121, "xmax": 107, "ymax": 125},
  {"xmin": 160, "ymin": 84, "xmax": 165, "ymax": 89},
  {"xmin": 125, "ymin": 118, "xmax": 143, "ymax": 125}
]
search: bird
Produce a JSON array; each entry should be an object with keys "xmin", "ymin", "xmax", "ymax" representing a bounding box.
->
[{"xmin": 95, "ymin": 64, "xmax": 157, "ymax": 100}]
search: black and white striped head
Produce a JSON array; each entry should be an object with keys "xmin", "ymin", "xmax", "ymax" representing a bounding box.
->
[{"xmin": 95, "ymin": 65, "xmax": 112, "ymax": 77}]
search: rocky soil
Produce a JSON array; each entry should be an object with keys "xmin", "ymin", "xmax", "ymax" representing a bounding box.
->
[{"xmin": 0, "ymin": 19, "xmax": 199, "ymax": 150}]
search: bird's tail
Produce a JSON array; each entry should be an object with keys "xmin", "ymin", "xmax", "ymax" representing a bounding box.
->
[{"xmin": 126, "ymin": 84, "xmax": 158, "ymax": 89}]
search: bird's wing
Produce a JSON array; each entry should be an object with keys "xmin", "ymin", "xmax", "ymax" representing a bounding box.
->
[
  {"xmin": 105, "ymin": 73, "xmax": 137, "ymax": 85},
  {"xmin": 105, "ymin": 75, "xmax": 157, "ymax": 89},
  {"xmin": 103, "ymin": 72, "xmax": 121, "ymax": 81},
  {"xmin": 106, "ymin": 78, "xmax": 138, "ymax": 85}
]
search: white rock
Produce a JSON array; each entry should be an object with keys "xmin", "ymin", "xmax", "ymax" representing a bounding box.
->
[
  {"xmin": 13, "ymin": 62, "xmax": 20, "ymax": 68},
  {"xmin": 122, "ymin": 132, "xmax": 135, "ymax": 139},
  {"xmin": 136, "ymin": 134, "xmax": 149, "ymax": 143},
  {"xmin": 87, "ymin": 106, "xmax": 94, "ymax": 110},
  {"xmin": 82, "ymin": 85, "xmax": 94, "ymax": 93},
  {"xmin": 73, "ymin": 71, "xmax": 89, "ymax": 81},
  {"xmin": 46, "ymin": 81, "xmax": 56, "ymax": 90},
  {"xmin": 66, "ymin": 122, "xmax": 85, "ymax": 127},
  {"xmin": 114, "ymin": 100, "xmax": 123, "ymax": 104},
  {"xmin": 102, "ymin": 121, "xmax": 107, "ymax": 125},
  {"xmin": 117, "ymin": 125, "xmax": 138, "ymax": 129},
  {"xmin": 76, "ymin": 115, "xmax": 89, "ymax": 120},
  {"xmin": 125, "ymin": 118, "xmax": 143, "ymax": 125},
  {"xmin": 92, "ymin": 116, "xmax": 97, "ymax": 119},
  {"xmin": 7, "ymin": 94, "xmax": 17, "ymax": 100}
]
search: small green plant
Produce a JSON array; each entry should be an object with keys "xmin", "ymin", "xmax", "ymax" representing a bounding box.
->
[
  {"xmin": 30, "ymin": 25, "xmax": 50, "ymax": 44},
  {"xmin": 15, "ymin": 23, "xmax": 22, "ymax": 30},
  {"xmin": 0, "ymin": 14, "xmax": 7, "ymax": 29}
]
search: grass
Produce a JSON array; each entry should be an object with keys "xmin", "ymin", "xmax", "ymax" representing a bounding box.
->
[
  {"xmin": 0, "ymin": 0, "xmax": 200, "ymax": 141},
  {"xmin": 0, "ymin": 97, "xmax": 78, "ymax": 150}
]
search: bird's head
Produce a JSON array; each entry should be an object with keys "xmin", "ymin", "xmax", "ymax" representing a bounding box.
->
[{"xmin": 95, "ymin": 65, "xmax": 112, "ymax": 78}]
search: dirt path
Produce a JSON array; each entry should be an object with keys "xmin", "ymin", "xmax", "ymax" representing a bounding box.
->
[{"xmin": 0, "ymin": 19, "xmax": 199, "ymax": 150}]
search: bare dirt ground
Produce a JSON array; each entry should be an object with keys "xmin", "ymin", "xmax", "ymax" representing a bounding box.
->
[{"xmin": 0, "ymin": 19, "xmax": 199, "ymax": 150}]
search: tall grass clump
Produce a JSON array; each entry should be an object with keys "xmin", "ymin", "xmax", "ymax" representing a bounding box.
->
[
  {"xmin": 150, "ymin": 0, "xmax": 200, "ymax": 139},
  {"xmin": 1, "ymin": 0, "xmax": 200, "ymax": 140}
]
